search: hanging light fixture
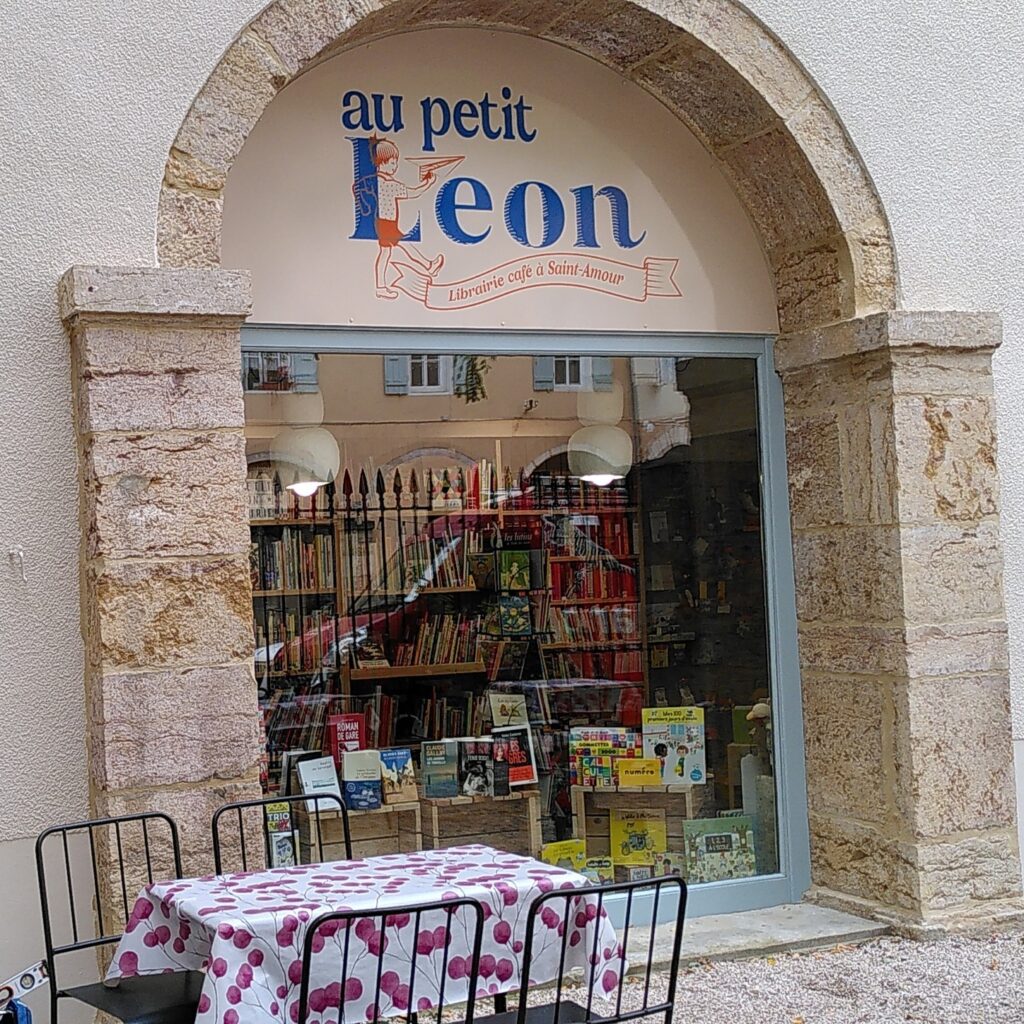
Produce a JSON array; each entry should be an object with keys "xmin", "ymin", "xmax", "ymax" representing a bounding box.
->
[
  {"xmin": 270, "ymin": 426, "xmax": 341, "ymax": 496},
  {"xmin": 567, "ymin": 424, "xmax": 633, "ymax": 486}
]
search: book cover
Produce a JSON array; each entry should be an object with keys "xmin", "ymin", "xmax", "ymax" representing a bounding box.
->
[
  {"xmin": 641, "ymin": 707, "xmax": 707, "ymax": 785},
  {"xmin": 458, "ymin": 738, "xmax": 495, "ymax": 797},
  {"xmin": 422, "ymin": 739, "xmax": 460, "ymax": 798},
  {"xmin": 499, "ymin": 550, "xmax": 531, "ymax": 591},
  {"xmin": 498, "ymin": 595, "xmax": 532, "ymax": 635},
  {"xmin": 577, "ymin": 755, "xmax": 613, "ymax": 788},
  {"xmin": 610, "ymin": 809, "xmax": 667, "ymax": 866},
  {"xmin": 379, "ymin": 748, "xmax": 418, "ymax": 804},
  {"xmin": 342, "ymin": 777, "xmax": 382, "ymax": 810},
  {"xmin": 327, "ymin": 713, "xmax": 366, "ymax": 766},
  {"xmin": 582, "ymin": 857, "xmax": 615, "ymax": 884},
  {"xmin": 682, "ymin": 816, "xmax": 757, "ymax": 883},
  {"xmin": 296, "ymin": 755, "xmax": 342, "ymax": 813},
  {"xmin": 492, "ymin": 724, "xmax": 538, "ymax": 786},
  {"xmin": 492, "ymin": 755, "xmax": 511, "ymax": 797},
  {"xmin": 488, "ymin": 691, "xmax": 529, "ymax": 727},
  {"xmin": 617, "ymin": 758, "xmax": 663, "ymax": 788},
  {"xmin": 541, "ymin": 838, "xmax": 586, "ymax": 872},
  {"xmin": 339, "ymin": 749, "xmax": 381, "ymax": 810},
  {"xmin": 653, "ymin": 852, "xmax": 687, "ymax": 878},
  {"xmin": 264, "ymin": 801, "xmax": 293, "ymax": 834},
  {"xmin": 468, "ymin": 552, "xmax": 496, "ymax": 591},
  {"xmin": 269, "ymin": 830, "xmax": 297, "ymax": 868}
]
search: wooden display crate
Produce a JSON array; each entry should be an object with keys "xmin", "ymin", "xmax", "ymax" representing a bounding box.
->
[
  {"xmin": 421, "ymin": 790, "xmax": 542, "ymax": 857},
  {"xmin": 570, "ymin": 783, "xmax": 713, "ymax": 858},
  {"xmin": 296, "ymin": 801, "xmax": 422, "ymax": 862}
]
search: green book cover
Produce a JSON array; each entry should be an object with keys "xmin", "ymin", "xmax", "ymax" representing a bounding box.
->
[
  {"xmin": 499, "ymin": 549, "xmax": 531, "ymax": 591},
  {"xmin": 682, "ymin": 816, "xmax": 757, "ymax": 883}
]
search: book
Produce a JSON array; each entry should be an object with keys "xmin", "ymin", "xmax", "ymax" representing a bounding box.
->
[
  {"xmin": 498, "ymin": 595, "xmax": 532, "ymax": 635},
  {"xmin": 582, "ymin": 857, "xmax": 615, "ymax": 884},
  {"xmin": 422, "ymin": 739, "xmax": 460, "ymax": 798},
  {"xmin": 379, "ymin": 748, "xmax": 417, "ymax": 804},
  {"xmin": 296, "ymin": 755, "xmax": 342, "ymax": 813},
  {"xmin": 264, "ymin": 801, "xmax": 296, "ymax": 867},
  {"xmin": 487, "ymin": 691, "xmax": 529, "ymax": 728},
  {"xmin": 577, "ymin": 755, "xmax": 613, "ymax": 788},
  {"xmin": 541, "ymin": 839, "xmax": 586, "ymax": 872},
  {"xmin": 682, "ymin": 816, "xmax": 757, "ymax": 883},
  {"xmin": 458, "ymin": 738, "xmax": 495, "ymax": 797},
  {"xmin": 610, "ymin": 809, "xmax": 667, "ymax": 866},
  {"xmin": 341, "ymin": 749, "xmax": 381, "ymax": 810},
  {"xmin": 468, "ymin": 552, "xmax": 496, "ymax": 591},
  {"xmin": 653, "ymin": 852, "xmax": 687, "ymax": 878},
  {"xmin": 500, "ymin": 549, "xmax": 532, "ymax": 590},
  {"xmin": 641, "ymin": 707, "xmax": 707, "ymax": 785},
  {"xmin": 327, "ymin": 713, "xmax": 366, "ymax": 766},
  {"xmin": 492, "ymin": 724, "xmax": 538, "ymax": 787},
  {"xmin": 617, "ymin": 758, "xmax": 663, "ymax": 788}
]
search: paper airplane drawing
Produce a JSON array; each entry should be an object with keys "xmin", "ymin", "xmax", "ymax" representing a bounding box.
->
[{"xmin": 405, "ymin": 155, "xmax": 465, "ymax": 182}]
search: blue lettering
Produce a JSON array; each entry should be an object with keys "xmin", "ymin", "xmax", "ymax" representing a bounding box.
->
[
  {"xmin": 420, "ymin": 97, "xmax": 451, "ymax": 152},
  {"xmin": 452, "ymin": 99, "xmax": 479, "ymax": 139},
  {"xmin": 504, "ymin": 181, "xmax": 564, "ymax": 248},
  {"xmin": 571, "ymin": 185, "xmax": 646, "ymax": 249},
  {"xmin": 437, "ymin": 177, "xmax": 492, "ymax": 244},
  {"xmin": 341, "ymin": 90, "xmax": 372, "ymax": 131},
  {"xmin": 372, "ymin": 93, "xmax": 404, "ymax": 133},
  {"xmin": 347, "ymin": 136, "xmax": 420, "ymax": 242}
]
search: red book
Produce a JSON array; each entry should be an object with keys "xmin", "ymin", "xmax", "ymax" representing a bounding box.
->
[{"xmin": 327, "ymin": 713, "xmax": 366, "ymax": 766}]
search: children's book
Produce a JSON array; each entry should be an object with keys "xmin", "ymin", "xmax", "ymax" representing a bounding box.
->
[
  {"xmin": 582, "ymin": 857, "xmax": 615, "ymax": 884},
  {"xmin": 682, "ymin": 816, "xmax": 757, "ymax": 883},
  {"xmin": 541, "ymin": 839, "xmax": 586, "ymax": 872},
  {"xmin": 641, "ymin": 707, "xmax": 706, "ymax": 785},
  {"xmin": 492, "ymin": 724, "xmax": 538, "ymax": 786},
  {"xmin": 468, "ymin": 552, "xmax": 496, "ymax": 591},
  {"xmin": 379, "ymin": 748, "xmax": 418, "ymax": 804},
  {"xmin": 653, "ymin": 852, "xmax": 687, "ymax": 878},
  {"xmin": 488, "ymin": 691, "xmax": 529, "ymax": 727},
  {"xmin": 458, "ymin": 738, "xmax": 495, "ymax": 797},
  {"xmin": 577, "ymin": 755, "xmax": 613, "ymax": 787},
  {"xmin": 610, "ymin": 809, "xmax": 667, "ymax": 866},
  {"xmin": 265, "ymin": 801, "xmax": 297, "ymax": 867},
  {"xmin": 617, "ymin": 758, "xmax": 663, "ymax": 788},
  {"xmin": 498, "ymin": 595, "xmax": 532, "ymax": 635},
  {"xmin": 499, "ymin": 550, "xmax": 532, "ymax": 591},
  {"xmin": 341, "ymin": 749, "xmax": 381, "ymax": 810},
  {"xmin": 422, "ymin": 739, "xmax": 460, "ymax": 798}
]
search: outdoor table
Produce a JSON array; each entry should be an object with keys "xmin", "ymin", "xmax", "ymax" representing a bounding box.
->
[{"xmin": 107, "ymin": 843, "xmax": 623, "ymax": 1024}]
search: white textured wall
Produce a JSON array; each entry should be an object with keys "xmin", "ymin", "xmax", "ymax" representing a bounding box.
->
[{"xmin": 0, "ymin": 0, "xmax": 1022, "ymax": 993}]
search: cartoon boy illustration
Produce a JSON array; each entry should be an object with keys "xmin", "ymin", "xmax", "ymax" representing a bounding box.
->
[
  {"xmin": 673, "ymin": 743, "xmax": 690, "ymax": 778},
  {"xmin": 355, "ymin": 136, "xmax": 444, "ymax": 299}
]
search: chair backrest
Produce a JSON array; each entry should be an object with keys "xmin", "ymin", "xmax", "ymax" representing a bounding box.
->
[
  {"xmin": 35, "ymin": 812, "xmax": 184, "ymax": 989},
  {"xmin": 211, "ymin": 792, "xmax": 352, "ymax": 874},
  {"xmin": 297, "ymin": 896, "xmax": 485, "ymax": 1024},
  {"xmin": 515, "ymin": 875, "xmax": 688, "ymax": 1024}
]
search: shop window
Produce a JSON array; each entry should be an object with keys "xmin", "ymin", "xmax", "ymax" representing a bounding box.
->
[
  {"xmin": 243, "ymin": 351, "xmax": 318, "ymax": 392},
  {"xmin": 246, "ymin": 352, "xmax": 778, "ymax": 886}
]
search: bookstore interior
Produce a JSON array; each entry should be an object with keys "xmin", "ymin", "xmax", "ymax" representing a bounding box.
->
[{"xmin": 244, "ymin": 350, "xmax": 782, "ymax": 888}]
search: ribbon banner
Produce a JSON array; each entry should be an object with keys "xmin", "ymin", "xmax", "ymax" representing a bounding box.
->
[{"xmin": 393, "ymin": 253, "xmax": 681, "ymax": 309}]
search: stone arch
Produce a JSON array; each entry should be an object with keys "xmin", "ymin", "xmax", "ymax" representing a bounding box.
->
[{"xmin": 157, "ymin": 0, "xmax": 898, "ymax": 333}]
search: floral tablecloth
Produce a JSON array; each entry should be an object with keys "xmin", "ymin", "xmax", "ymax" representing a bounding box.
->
[{"xmin": 108, "ymin": 844, "xmax": 622, "ymax": 1024}]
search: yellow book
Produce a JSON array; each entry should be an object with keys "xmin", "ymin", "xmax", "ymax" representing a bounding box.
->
[
  {"xmin": 541, "ymin": 838, "xmax": 587, "ymax": 872},
  {"xmin": 611, "ymin": 809, "xmax": 667, "ymax": 866},
  {"xmin": 617, "ymin": 758, "xmax": 663, "ymax": 788}
]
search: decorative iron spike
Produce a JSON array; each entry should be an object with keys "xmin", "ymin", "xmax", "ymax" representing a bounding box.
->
[
  {"xmin": 392, "ymin": 469, "xmax": 403, "ymax": 495},
  {"xmin": 342, "ymin": 468, "xmax": 353, "ymax": 497},
  {"xmin": 409, "ymin": 468, "xmax": 419, "ymax": 495},
  {"xmin": 358, "ymin": 469, "xmax": 369, "ymax": 497},
  {"xmin": 375, "ymin": 469, "xmax": 386, "ymax": 496}
]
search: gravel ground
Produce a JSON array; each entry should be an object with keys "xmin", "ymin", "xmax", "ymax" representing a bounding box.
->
[{"xmin": 592, "ymin": 933, "xmax": 1024, "ymax": 1024}]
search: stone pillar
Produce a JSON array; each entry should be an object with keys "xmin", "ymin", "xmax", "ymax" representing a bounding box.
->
[
  {"xmin": 60, "ymin": 266, "xmax": 263, "ymax": 873},
  {"xmin": 778, "ymin": 311, "xmax": 1023, "ymax": 933}
]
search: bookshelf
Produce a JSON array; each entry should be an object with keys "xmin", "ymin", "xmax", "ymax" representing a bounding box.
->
[{"xmin": 249, "ymin": 460, "xmax": 649, "ymax": 814}]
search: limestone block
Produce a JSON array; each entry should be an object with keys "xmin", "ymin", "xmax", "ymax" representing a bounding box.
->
[
  {"xmin": 74, "ymin": 325, "xmax": 245, "ymax": 377},
  {"xmin": 899, "ymin": 521, "xmax": 1004, "ymax": 624},
  {"xmin": 59, "ymin": 266, "xmax": 251, "ymax": 321},
  {"xmin": 408, "ymin": 0, "xmax": 560, "ymax": 32},
  {"xmin": 913, "ymin": 831, "xmax": 1022, "ymax": 912},
  {"xmin": 893, "ymin": 395, "xmax": 999, "ymax": 524},
  {"xmin": 632, "ymin": 39, "xmax": 778, "ymax": 151},
  {"xmin": 250, "ymin": 0, "xmax": 359, "ymax": 75},
  {"xmin": 723, "ymin": 128, "xmax": 839, "ymax": 254},
  {"xmin": 544, "ymin": 0, "xmax": 678, "ymax": 70},
  {"xmin": 797, "ymin": 623, "xmax": 907, "ymax": 678},
  {"xmin": 88, "ymin": 665, "xmax": 261, "ymax": 790},
  {"xmin": 792, "ymin": 525, "xmax": 903, "ymax": 624},
  {"xmin": 889, "ymin": 350, "xmax": 996, "ymax": 399},
  {"xmin": 157, "ymin": 185, "xmax": 223, "ymax": 269},
  {"xmin": 772, "ymin": 238, "xmax": 848, "ymax": 333},
  {"xmin": 779, "ymin": 348, "xmax": 891, "ymax": 414},
  {"xmin": 802, "ymin": 674, "xmax": 891, "ymax": 825},
  {"xmin": 837, "ymin": 399, "xmax": 898, "ymax": 527},
  {"xmin": 847, "ymin": 222, "xmax": 898, "ymax": 315},
  {"xmin": 92, "ymin": 556, "xmax": 254, "ymax": 670},
  {"xmin": 74, "ymin": 362, "xmax": 244, "ymax": 435},
  {"xmin": 808, "ymin": 813, "xmax": 917, "ymax": 912},
  {"xmin": 785, "ymin": 94, "xmax": 886, "ymax": 233},
  {"xmin": 97, "ymin": 778, "xmax": 263, "ymax": 876},
  {"xmin": 785, "ymin": 411, "xmax": 843, "ymax": 529},
  {"xmin": 690, "ymin": 0, "xmax": 814, "ymax": 118},
  {"xmin": 172, "ymin": 31, "xmax": 289, "ymax": 192},
  {"xmin": 904, "ymin": 621, "xmax": 1009, "ymax": 678},
  {"xmin": 893, "ymin": 675, "xmax": 1017, "ymax": 838},
  {"xmin": 83, "ymin": 430, "xmax": 250, "ymax": 560}
]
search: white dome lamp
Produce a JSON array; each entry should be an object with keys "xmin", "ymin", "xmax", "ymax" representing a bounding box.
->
[
  {"xmin": 567, "ymin": 424, "xmax": 633, "ymax": 487},
  {"xmin": 271, "ymin": 426, "xmax": 341, "ymax": 497}
]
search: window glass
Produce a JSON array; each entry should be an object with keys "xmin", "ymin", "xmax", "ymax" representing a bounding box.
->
[{"xmin": 245, "ymin": 352, "xmax": 778, "ymax": 884}]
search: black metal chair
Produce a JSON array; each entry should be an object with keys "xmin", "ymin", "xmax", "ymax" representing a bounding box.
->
[
  {"xmin": 35, "ymin": 812, "xmax": 203, "ymax": 1024},
  {"xmin": 297, "ymin": 896, "xmax": 486, "ymax": 1024},
  {"xmin": 211, "ymin": 792, "xmax": 352, "ymax": 874},
  {"xmin": 475, "ymin": 875, "xmax": 688, "ymax": 1024}
]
